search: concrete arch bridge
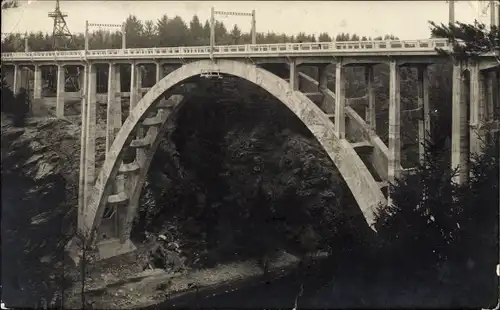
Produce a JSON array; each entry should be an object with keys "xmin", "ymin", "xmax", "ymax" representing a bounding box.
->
[{"xmin": 1, "ymin": 39, "xmax": 498, "ymax": 260}]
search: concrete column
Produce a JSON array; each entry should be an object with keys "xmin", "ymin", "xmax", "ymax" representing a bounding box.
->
[
  {"xmin": 78, "ymin": 64, "xmax": 89, "ymax": 230},
  {"xmin": 156, "ymin": 62, "xmax": 164, "ymax": 83},
  {"xmin": 451, "ymin": 63, "xmax": 470, "ymax": 185},
  {"xmin": 129, "ymin": 62, "xmax": 137, "ymax": 111},
  {"xmin": 56, "ymin": 64, "xmax": 66, "ymax": 118},
  {"xmin": 33, "ymin": 65, "xmax": 42, "ymax": 100},
  {"xmin": 388, "ymin": 60, "xmax": 401, "ymax": 191},
  {"xmin": 83, "ymin": 63, "xmax": 97, "ymax": 211},
  {"xmin": 13, "ymin": 64, "xmax": 19, "ymax": 94},
  {"xmin": 137, "ymin": 65, "xmax": 143, "ymax": 93},
  {"xmin": 486, "ymin": 71, "xmax": 495, "ymax": 122},
  {"xmin": 469, "ymin": 63, "xmax": 483, "ymax": 156},
  {"xmin": 289, "ymin": 59, "xmax": 299, "ymax": 91},
  {"xmin": 364, "ymin": 65, "xmax": 376, "ymax": 133},
  {"xmin": 106, "ymin": 63, "xmax": 122, "ymax": 155},
  {"xmin": 318, "ymin": 66, "xmax": 328, "ymax": 91},
  {"xmin": 335, "ymin": 60, "xmax": 346, "ymax": 139},
  {"xmin": 417, "ymin": 65, "xmax": 430, "ymax": 164}
]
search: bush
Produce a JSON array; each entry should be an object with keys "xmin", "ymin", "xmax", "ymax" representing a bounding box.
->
[{"xmin": 374, "ymin": 122, "xmax": 499, "ymax": 304}]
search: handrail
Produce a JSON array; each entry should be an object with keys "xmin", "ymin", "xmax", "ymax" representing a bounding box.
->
[{"xmin": 0, "ymin": 39, "xmax": 454, "ymax": 61}]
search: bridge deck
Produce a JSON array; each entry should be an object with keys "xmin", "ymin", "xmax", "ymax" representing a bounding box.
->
[{"xmin": 1, "ymin": 39, "xmax": 452, "ymax": 62}]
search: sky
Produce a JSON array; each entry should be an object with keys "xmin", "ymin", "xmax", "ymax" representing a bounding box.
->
[{"xmin": 1, "ymin": 1, "xmax": 496, "ymax": 40}]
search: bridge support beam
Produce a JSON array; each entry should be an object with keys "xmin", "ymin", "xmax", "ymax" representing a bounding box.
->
[
  {"xmin": 83, "ymin": 63, "xmax": 97, "ymax": 214},
  {"xmin": 451, "ymin": 63, "xmax": 470, "ymax": 185},
  {"xmin": 129, "ymin": 62, "xmax": 137, "ymax": 112},
  {"xmin": 156, "ymin": 62, "xmax": 164, "ymax": 83},
  {"xmin": 417, "ymin": 65, "xmax": 430, "ymax": 164},
  {"xmin": 365, "ymin": 65, "xmax": 376, "ymax": 133},
  {"xmin": 56, "ymin": 64, "xmax": 66, "ymax": 118},
  {"xmin": 318, "ymin": 65, "xmax": 328, "ymax": 91},
  {"xmin": 469, "ymin": 62, "xmax": 484, "ymax": 157},
  {"xmin": 78, "ymin": 64, "xmax": 88, "ymax": 230},
  {"xmin": 485, "ymin": 71, "xmax": 497, "ymax": 145},
  {"xmin": 289, "ymin": 59, "xmax": 299, "ymax": 91},
  {"xmin": 388, "ymin": 60, "xmax": 401, "ymax": 203},
  {"xmin": 12, "ymin": 64, "xmax": 20, "ymax": 94},
  {"xmin": 106, "ymin": 63, "xmax": 122, "ymax": 154},
  {"xmin": 33, "ymin": 65, "xmax": 42, "ymax": 100},
  {"xmin": 335, "ymin": 60, "xmax": 346, "ymax": 139}
]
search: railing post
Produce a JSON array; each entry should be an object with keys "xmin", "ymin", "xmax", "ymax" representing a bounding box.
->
[{"xmin": 388, "ymin": 60, "xmax": 401, "ymax": 204}]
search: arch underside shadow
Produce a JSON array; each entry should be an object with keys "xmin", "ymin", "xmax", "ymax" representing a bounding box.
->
[{"xmin": 81, "ymin": 59, "xmax": 387, "ymax": 247}]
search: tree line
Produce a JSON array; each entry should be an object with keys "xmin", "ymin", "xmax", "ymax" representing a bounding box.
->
[{"xmin": 1, "ymin": 13, "xmax": 400, "ymax": 52}]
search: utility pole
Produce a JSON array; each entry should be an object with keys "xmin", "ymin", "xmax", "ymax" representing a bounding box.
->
[
  {"xmin": 491, "ymin": 0, "xmax": 496, "ymax": 28},
  {"xmin": 251, "ymin": 10, "xmax": 256, "ymax": 44},
  {"xmin": 449, "ymin": 0, "xmax": 455, "ymax": 25},
  {"xmin": 210, "ymin": 7, "xmax": 215, "ymax": 60},
  {"xmin": 48, "ymin": 0, "xmax": 73, "ymax": 50}
]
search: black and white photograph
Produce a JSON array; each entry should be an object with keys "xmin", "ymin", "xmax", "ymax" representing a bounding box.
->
[{"xmin": 1, "ymin": 0, "xmax": 499, "ymax": 308}]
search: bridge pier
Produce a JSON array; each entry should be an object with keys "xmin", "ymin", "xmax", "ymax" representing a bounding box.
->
[
  {"xmin": 33, "ymin": 64, "xmax": 42, "ymax": 100},
  {"xmin": 56, "ymin": 64, "xmax": 66, "ymax": 118},
  {"xmin": 156, "ymin": 61, "xmax": 164, "ymax": 83},
  {"xmin": 106, "ymin": 63, "xmax": 122, "ymax": 154},
  {"xmin": 12, "ymin": 64, "xmax": 20, "ymax": 94},
  {"xmin": 335, "ymin": 60, "xmax": 346, "ymax": 139},
  {"xmin": 364, "ymin": 65, "xmax": 376, "ymax": 133},
  {"xmin": 83, "ymin": 63, "xmax": 97, "ymax": 213},
  {"xmin": 388, "ymin": 60, "xmax": 402, "ymax": 203},
  {"xmin": 289, "ymin": 59, "xmax": 299, "ymax": 91},
  {"xmin": 417, "ymin": 65, "xmax": 430, "ymax": 163},
  {"xmin": 78, "ymin": 64, "xmax": 88, "ymax": 230}
]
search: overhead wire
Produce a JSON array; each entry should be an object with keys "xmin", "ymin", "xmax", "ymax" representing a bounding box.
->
[{"xmin": 4, "ymin": 1, "xmax": 30, "ymax": 37}]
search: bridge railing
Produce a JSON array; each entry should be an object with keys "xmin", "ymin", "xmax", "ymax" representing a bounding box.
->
[{"xmin": 0, "ymin": 39, "xmax": 452, "ymax": 61}]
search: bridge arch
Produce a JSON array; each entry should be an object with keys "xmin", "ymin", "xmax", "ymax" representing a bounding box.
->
[{"xmin": 81, "ymin": 59, "xmax": 386, "ymax": 244}]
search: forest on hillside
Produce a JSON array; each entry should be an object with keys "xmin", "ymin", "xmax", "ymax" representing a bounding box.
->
[{"xmin": 1, "ymin": 13, "xmax": 400, "ymax": 52}]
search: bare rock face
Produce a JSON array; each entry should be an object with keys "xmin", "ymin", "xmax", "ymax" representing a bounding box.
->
[{"xmin": 1, "ymin": 116, "xmax": 94, "ymax": 308}]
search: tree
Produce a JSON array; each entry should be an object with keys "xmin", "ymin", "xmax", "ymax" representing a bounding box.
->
[
  {"xmin": 124, "ymin": 15, "xmax": 144, "ymax": 48},
  {"xmin": 142, "ymin": 20, "xmax": 157, "ymax": 47},
  {"xmin": 1, "ymin": 0, "xmax": 18, "ymax": 9},
  {"xmin": 163, "ymin": 16, "xmax": 190, "ymax": 47},
  {"xmin": 318, "ymin": 32, "xmax": 331, "ymax": 42},
  {"xmin": 229, "ymin": 25, "xmax": 242, "ymax": 44},
  {"xmin": 189, "ymin": 15, "xmax": 204, "ymax": 45},
  {"xmin": 156, "ymin": 14, "xmax": 169, "ymax": 46},
  {"xmin": 429, "ymin": 20, "xmax": 499, "ymax": 60},
  {"xmin": 374, "ymin": 18, "xmax": 499, "ymax": 306}
]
